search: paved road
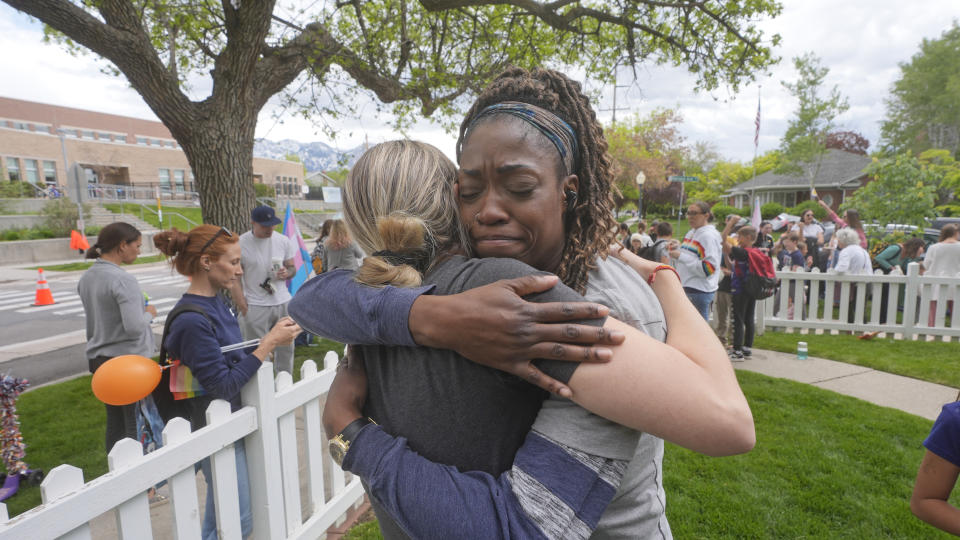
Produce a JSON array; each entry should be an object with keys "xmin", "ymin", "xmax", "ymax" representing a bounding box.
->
[{"xmin": 0, "ymin": 264, "xmax": 189, "ymax": 387}]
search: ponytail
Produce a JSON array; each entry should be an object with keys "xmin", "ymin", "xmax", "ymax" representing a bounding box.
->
[{"xmin": 354, "ymin": 215, "xmax": 433, "ymax": 288}]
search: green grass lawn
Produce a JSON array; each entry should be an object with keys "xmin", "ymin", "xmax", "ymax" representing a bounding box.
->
[
  {"xmin": 663, "ymin": 370, "xmax": 951, "ymax": 539},
  {"xmin": 104, "ymin": 203, "xmax": 204, "ymax": 231},
  {"xmin": 343, "ymin": 370, "xmax": 952, "ymax": 539},
  {"xmin": 754, "ymin": 332, "xmax": 960, "ymax": 388},
  {"xmin": 30, "ymin": 254, "xmax": 166, "ymax": 272}
]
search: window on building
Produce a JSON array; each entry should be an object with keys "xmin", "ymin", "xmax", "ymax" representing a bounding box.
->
[
  {"xmin": 11, "ymin": 121, "xmax": 29, "ymax": 131},
  {"xmin": 81, "ymin": 130, "xmax": 95, "ymax": 139},
  {"xmin": 136, "ymin": 136, "xmax": 148, "ymax": 145},
  {"xmin": 174, "ymin": 169, "xmax": 185, "ymax": 192},
  {"xmin": 24, "ymin": 159, "xmax": 40, "ymax": 184},
  {"xmin": 165, "ymin": 140, "xmax": 176, "ymax": 148},
  {"xmin": 62, "ymin": 128, "xmax": 79, "ymax": 138},
  {"xmin": 152, "ymin": 139, "xmax": 164, "ymax": 147},
  {"xmin": 159, "ymin": 168, "xmax": 171, "ymax": 191},
  {"xmin": 5, "ymin": 158, "xmax": 19, "ymax": 181},
  {"xmin": 36, "ymin": 124, "xmax": 53, "ymax": 134},
  {"xmin": 97, "ymin": 132, "xmax": 113, "ymax": 142},
  {"xmin": 42, "ymin": 160, "xmax": 57, "ymax": 184}
]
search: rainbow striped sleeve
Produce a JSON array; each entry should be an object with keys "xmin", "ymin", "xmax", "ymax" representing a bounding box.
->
[{"xmin": 681, "ymin": 238, "xmax": 717, "ymax": 277}]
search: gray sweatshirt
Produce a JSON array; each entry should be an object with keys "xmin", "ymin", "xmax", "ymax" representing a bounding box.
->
[{"xmin": 78, "ymin": 259, "xmax": 155, "ymax": 361}]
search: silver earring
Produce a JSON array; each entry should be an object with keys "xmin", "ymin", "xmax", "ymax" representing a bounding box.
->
[
  {"xmin": 474, "ymin": 212, "xmax": 481, "ymax": 223},
  {"xmin": 203, "ymin": 266, "xmax": 211, "ymax": 271}
]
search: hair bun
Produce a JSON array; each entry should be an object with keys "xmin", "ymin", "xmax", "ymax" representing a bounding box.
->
[{"xmin": 153, "ymin": 228, "xmax": 190, "ymax": 257}]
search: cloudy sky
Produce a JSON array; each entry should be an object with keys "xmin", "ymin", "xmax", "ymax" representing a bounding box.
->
[{"xmin": 0, "ymin": 2, "xmax": 955, "ymax": 163}]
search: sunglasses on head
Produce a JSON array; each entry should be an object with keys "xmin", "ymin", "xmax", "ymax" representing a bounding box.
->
[{"xmin": 200, "ymin": 227, "xmax": 233, "ymax": 254}]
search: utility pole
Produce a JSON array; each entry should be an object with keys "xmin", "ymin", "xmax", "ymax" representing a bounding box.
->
[{"xmin": 600, "ymin": 60, "xmax": 630, "ymax": 126}]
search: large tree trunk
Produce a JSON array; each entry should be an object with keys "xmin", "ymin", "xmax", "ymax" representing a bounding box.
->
[{"xmin": 177, "ymin": 105, "xmax": 259, "ymax": 234}]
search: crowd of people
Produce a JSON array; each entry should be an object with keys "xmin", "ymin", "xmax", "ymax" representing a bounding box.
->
[{"xmin": 72, "ymin": 64, "xmax": 960, "ymax": 538}]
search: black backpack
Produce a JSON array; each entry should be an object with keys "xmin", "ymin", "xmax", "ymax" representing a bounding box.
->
[
  {"xmin": 637, "ymin": 239, "xmax": 667, "ymax": 262},
  {"xmin": 151, "ymin": 303, "xmax": 214, "ymax": 431}
]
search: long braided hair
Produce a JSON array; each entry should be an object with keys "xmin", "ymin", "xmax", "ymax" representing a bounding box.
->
[{"xmin": 457, "ymin": 67, "xmax": 619, "ymax": 294}]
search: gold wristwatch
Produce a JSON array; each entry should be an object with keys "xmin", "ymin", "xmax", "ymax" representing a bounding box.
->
[{"xmin": 329, "ymin": 417, "xmax": 375, "ymax": 466}]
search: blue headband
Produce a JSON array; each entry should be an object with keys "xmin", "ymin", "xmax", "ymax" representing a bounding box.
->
[{"xmin": 458, "ymin": 101, "xmax": 580, "ymax": 176}]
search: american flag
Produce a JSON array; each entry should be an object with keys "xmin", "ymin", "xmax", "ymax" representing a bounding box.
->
[{"xmin": 754, "ymin": 95, "xmax": 761, "ymax": 148}]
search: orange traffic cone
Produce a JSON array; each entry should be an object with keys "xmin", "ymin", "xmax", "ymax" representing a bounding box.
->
[{"xmin": 33, "ymin": 268, "xmax": 55, "ymax": 306}]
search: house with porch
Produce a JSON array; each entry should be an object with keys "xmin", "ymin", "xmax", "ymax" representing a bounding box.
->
[{"xmin": 725, "ymin": 149, "xmax": 873, "ymax": 212}]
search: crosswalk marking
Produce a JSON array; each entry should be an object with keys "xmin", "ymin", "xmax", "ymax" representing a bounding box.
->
[
  {"xmin": 15, "ymin": 299, "xmax": 83, "ymax": 313},
  {"xmin": 0, "ymin": 293, "xmax": 39, "ymax": 306},
  {"xmin": 55, "ymin": 296, "xmax": 179, "ymax": 317},
  {"xmin": 0, "ymin": 294, "xmax": 80, "ymax": 313}
]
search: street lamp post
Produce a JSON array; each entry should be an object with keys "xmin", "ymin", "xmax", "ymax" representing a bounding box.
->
[
  {"xmin": 635, "ymin": 171, "xmax": 646, "ymax": 219},
  {"xmin": 57, "ymin": 129, "xmax": 85, "ymax": 234}
]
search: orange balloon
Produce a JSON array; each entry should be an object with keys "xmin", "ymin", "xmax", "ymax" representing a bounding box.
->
[{"xmin": 91, "ymin": 355, "xmax": 162, "ymax": 405}]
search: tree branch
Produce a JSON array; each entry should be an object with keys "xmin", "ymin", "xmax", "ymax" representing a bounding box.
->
[{"xmin": 5, "ymin": 0, "xmax": 196, "ymax": 135}]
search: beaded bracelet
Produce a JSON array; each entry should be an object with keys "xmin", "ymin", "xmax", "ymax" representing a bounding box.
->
[{"xmin": 647, "ymin": 264, "xmax": 681, "ymax": 286}]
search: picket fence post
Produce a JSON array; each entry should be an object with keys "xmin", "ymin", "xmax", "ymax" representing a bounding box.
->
[
  {"xmin": 163, "ymin": 417, "xmax": 202, "ymax": 540},
  {"xmin": 206, "ymin": 400, "xmax": 242, "ymax": 540},
  {"xmin": 903, "ymin": 263, "xmax": 920, "ymax": 340},
  {"xmin": 241, "ymin": 362, "xmax": 286, "ymax": 540},
  {"xmin": 300, "ymin": 359, "xmax": 327, "ymax": 515},
  {"xmin": 108, "ymin": 438, "xmax": 151, "ymax": 539},
  {"xmin": 41, "ymin": 465, "xmax": 90, "ymax": 540}
]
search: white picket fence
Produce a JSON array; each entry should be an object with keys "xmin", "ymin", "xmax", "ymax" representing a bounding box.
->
[
  {"xmin": 758, "ymin": 262, "xmax": 960, "ymax": 341},
  {"xmin": 0, "ymin": 352, "xmax": 366, "ymax": 539}
]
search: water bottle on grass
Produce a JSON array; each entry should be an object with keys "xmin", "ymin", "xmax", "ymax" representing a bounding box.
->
[{"xmin": 797, "ymin": 341, "xmax": 808, "ymax": 361}]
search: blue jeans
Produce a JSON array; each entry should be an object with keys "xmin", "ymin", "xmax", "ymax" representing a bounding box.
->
[
  {"xmin": 684, "ymin": 288, "xmax": 716, "ymax": 321},
  {"xmin": 201, "ymin": 442, "xmax": 252, "ymax": 540}
]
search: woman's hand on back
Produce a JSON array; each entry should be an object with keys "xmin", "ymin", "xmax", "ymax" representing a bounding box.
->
[
  {"xmin": 408, "ymin": 274, "xmax": 623, "ymax": 397},
  {"xmin": 323, "ymin": 347, "xmax": 367, "ymax": 439}
]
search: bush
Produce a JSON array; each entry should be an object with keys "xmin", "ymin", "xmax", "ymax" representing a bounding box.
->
[
  {"xmin": 0, "ymin": 181, "xmax": 40, "ymax": 198},
  {"xmin": 41, "ymin": 198, "xmax": 90, "ymax": 237},
  {"xmin": 254, "ymin": 183, "xmax": 276, "ymax": 199},
  {"xmin": 761, "ymin": 202, "xmax": 786, "ymax": 220},
  {"xmin": 710, "ymin": 204, "xmax": 746, "ymax": 223},
  {"xmin": 789, "ymin": 200, "xmax": 827, "ymax": 220}
]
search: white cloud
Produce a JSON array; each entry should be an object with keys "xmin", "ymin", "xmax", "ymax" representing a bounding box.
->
[{"xmin": 1, "ymin": 1, "xmax": 956, "ymax": 165}]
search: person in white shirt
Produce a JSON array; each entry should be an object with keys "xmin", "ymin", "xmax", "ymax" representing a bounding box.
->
[
  {"xmin": 669, "ymin": 201, "xmax": 722, "ymax": 320},
  {"xmin": 922, "ymin": 224, "xmax": 960, "ymax": 326},
  {"xmin": 231, "ymin": 205, "xmax": 298, "ymax": 374},
  {"xmin": 833, "ymin": 227, "xmax": 872, "ymax": 325},
  {"xmin": 833, "ymin": 228, "xmax": 872, "ymax": 275}
]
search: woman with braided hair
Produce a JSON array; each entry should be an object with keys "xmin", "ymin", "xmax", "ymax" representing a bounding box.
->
[{"xmin": 292, "ymin": 67, "xmax": 751, "ymax": 538}]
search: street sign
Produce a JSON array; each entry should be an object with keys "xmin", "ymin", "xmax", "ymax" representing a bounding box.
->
[{"xmin": 668, "ymin": 175, "xmax": 699, "ymax": 182}]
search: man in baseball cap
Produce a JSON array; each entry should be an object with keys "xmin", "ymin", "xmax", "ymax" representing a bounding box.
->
[
  {"xmin": 230, "ymin": 205, "xmax": 297, "ymax": 374},
  {"xmin": 251, "ymin": 205, "xmax": 282, "ymax": 227}
]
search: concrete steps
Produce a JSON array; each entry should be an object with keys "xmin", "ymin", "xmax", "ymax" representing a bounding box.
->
[{"xmin": 88, "ymin": 205, "xmax": 158, "ymax": 232}]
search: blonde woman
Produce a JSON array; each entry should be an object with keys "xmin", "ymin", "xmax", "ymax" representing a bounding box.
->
[
  {"xmin": 293, "ymin": 139, "xmax": 754, "ymax": 539},
  {"xmin": 322, "ymin": 219, "xmax": 364, "ymax": 272}
]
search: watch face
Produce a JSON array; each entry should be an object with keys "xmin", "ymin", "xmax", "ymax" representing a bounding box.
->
[{"xmin": 329, "ymin": 438, "xmax": 347, "ymax": 466}]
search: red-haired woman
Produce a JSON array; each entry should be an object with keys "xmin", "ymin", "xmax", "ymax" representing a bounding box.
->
[{"xmin": 154, "ymin": 225, "xmax": 300, "ymax": 540}]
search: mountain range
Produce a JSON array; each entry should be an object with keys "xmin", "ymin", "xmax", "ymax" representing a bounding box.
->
[{"xmin": 253, "ymin": 138, "xmax": 365, "ymax": 173}]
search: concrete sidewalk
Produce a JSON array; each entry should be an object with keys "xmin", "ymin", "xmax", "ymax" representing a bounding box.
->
[{"xmin": 734, "ymin": 348, "xmax": 957, "ymax": 421}]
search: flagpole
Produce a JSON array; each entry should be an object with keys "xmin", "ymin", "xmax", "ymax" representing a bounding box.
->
[{"xmin": 751, "ymin": 85, "xmax": 761, "ymax": 206}]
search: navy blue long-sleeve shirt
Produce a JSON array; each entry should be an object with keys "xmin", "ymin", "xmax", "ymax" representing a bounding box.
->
[{"xmin": 164, "ymin": 293, "xmax": 261, "ymax": 410}]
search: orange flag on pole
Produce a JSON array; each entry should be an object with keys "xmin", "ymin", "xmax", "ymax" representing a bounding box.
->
[{"xmin": 70, "ymin": 230, "xmax": 90, "ymax": 253}]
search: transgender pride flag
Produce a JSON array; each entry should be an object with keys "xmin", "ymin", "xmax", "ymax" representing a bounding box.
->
[{"xmin": 282, "ymin": 203, "xmax": 312, "ymax": 295}]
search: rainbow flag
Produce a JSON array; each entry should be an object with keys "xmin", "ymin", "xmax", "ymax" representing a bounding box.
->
[
  {"xmin": 169, "ymin": 359, "xmax": 206, "ymax": 400},
  {"xmin": 282, "ymin": 203, "xmax": 312, "ymax": 295}
]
